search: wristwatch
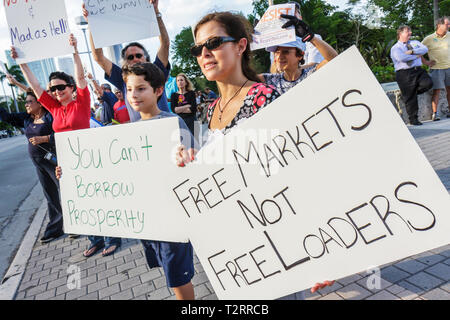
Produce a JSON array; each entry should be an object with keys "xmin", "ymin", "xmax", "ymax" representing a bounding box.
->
[{"xmin": 156, "ymin": 12, "xmax": 162, "ymax": 18}]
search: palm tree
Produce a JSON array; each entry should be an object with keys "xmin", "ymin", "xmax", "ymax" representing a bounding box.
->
[{"xmin": 1, "ymin": 64, "xmax": 26, "ymax": 113}]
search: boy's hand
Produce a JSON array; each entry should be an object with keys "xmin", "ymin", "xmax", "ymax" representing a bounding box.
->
[{"xmin": 55, "ymin": 166, "xmax": 62, "ymax": 180}]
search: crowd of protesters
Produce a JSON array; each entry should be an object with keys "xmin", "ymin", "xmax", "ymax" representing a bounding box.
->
[{"xmin": 2, "ymin": 0, "xmax": 449, "ymax": 300}]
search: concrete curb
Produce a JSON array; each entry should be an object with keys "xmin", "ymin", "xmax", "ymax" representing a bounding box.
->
[{"xmin": 0, "ymin": 196, "xmax": 47, "ymax": 300}]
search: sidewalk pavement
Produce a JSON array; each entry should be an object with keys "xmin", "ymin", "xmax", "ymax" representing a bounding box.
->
[{"xmin": 2, "ymin": 118, "xmax": 449, "ymax": 301}]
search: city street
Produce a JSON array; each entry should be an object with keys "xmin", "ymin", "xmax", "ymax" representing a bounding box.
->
[{"xmin": 0, "ymin": 135, "xmax": 42, "ymax": 280}]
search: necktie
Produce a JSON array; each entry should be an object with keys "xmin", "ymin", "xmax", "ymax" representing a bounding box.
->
[{"xmin": 406, "ymin": 42, "xmax": 414, "ymax": 66}]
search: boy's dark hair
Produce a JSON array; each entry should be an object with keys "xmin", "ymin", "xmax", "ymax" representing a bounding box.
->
[
  {"xmin": 121, "ymin": 42, "xmax": 151, "ymax": 62},
  {"xmin": 48, "ymin": 71, "xmax": 76, "ymax": 92},
  {"xmin": 122, "ymin": 62, "xmax": 165, "ymax": 100}
]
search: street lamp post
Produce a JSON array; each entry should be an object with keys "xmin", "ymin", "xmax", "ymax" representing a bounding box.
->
[
  {"xmin": 0, "ymin": 78, "xmax": 11, "ymax": 113},
  {"xmin": 74, "ymin": 16, "xmax": 96, "ymax": 80}
]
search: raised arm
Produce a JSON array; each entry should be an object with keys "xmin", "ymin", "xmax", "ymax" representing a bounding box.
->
[
  {"xmin": 87, "ymin": 72, "xmax": 103, "ymax": 96},
  {"xmin": 6, "ymin": 74, "xmax": 29, "ymax": 93},
  {"xmin": 309, "ymin": 37, "xmax": 338, "ymax": 70},
  {"xmin": 10, "ymin": 47, "xmax": 44, "ymax": 98},
  {"xmin": 82, "ymin": 3, "xmax": 113, "ymax": 76},
  {"xmin": 152, "ymin": 0, "xmax": 169, "ymax": 67},
  {"xmin": 280, "ymin": 15, "xmax": 337, "ymax": 70},
  {"xmin": 69, "ymin": 34, "xmax": 87, "ymax": 89}
]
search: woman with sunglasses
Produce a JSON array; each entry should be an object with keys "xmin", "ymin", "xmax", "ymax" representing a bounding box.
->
[
  {"xmin": 0, "ymin": 91, "xmax": 64, "ymax": 244},
  {"xmin": 11, "ymin": 34, "xmax": 90, "ymax": 243},
  {"xmin": 177, "ymin": 11, "xmax": 335, "ymax": 299},
  {"xmin": 11, "ymin": 33, "xmax": 90, "ymax": 134}
]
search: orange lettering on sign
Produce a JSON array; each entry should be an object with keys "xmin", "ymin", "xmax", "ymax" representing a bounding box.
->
[{"xmin": 260, "ymin": 7, "xmax": 293, "ymax": 23}]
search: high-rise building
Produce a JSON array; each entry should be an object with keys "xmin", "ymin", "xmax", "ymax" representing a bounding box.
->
[
  {"xmin": 56, "ymin": 57, "xmax": 74, "ymax": 76},
  {"xmin": 4, "ymin": 50, "xmax": 56, "ymax": 88},
  {"xmin": 104, "ymin": 44, "xmax": 123, "ymax": 66}
]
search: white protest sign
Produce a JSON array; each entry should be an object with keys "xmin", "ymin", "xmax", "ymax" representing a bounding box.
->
[
  {"xmin": 84, "ymin": 0, "xmax": 160, "ymax": 48},
  {"xmin": 3, "ymin": 0, "xmax": 72, "ymax": 64},
  {"xmin": 168, "ymin": 46, "xmax": 450, "ymax": 299},
  {"xmin": 251, "ymin": 4, "xmax": 296, "ymax": 51},
  {"xmin": 55, "ymin": 118, "xmax": 190, "ymax": 242}
]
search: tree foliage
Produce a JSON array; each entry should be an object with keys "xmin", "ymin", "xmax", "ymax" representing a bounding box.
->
[{"xmin": 170, "ymin": 0, "xmax": 446, "ymax": 85}]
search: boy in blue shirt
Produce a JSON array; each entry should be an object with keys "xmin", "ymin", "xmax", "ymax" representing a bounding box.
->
[{"xmin": 122, "ymin": 62, "xmax": 196, "ymax": 299}]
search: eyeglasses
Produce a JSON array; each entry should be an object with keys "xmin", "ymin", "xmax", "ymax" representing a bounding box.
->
[
  {"xmin": 49, "ymin": 84, "xmax": 71, "ymax": 92},
  {"xmin": 127, "ymin": 53, "xmax": 144, "ymax": 61},
  {"xmin": 190, "ymin": 36, "xmax": 236, "ymax": 57}
]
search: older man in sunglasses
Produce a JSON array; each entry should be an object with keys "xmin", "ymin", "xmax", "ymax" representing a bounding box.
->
[{"xmin": 82, "ymin": 0, "xmax": 170, "ymax": 122}]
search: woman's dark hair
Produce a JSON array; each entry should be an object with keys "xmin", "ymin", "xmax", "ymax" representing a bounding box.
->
[
  {"xmin": 121, "ymin": 42, "xmax": 151, "ymax": 62},
  {"xmin": 295, "ymin": 48, "xmax": 305, "ymax": 65},
  {"xmin": 26, "ymin": 89, "xmax": 37, "ymax": 101},
  {"xmin": 48, "ymin": 71, "xmax": 76, "ymax": 92},
  {"xmin": 122, "ymin": 62, "xmax": 165, "ymax": 101},
  {"xmin": 194, "ymin": 12, "xmax": 260, "ymax": 82}
]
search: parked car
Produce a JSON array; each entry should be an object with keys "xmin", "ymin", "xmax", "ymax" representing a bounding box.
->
[{"xmin": 0, "ymin": 130, "xmax": 8, "ymax": 138}]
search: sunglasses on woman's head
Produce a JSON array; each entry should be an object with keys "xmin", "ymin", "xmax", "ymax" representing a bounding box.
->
[
  {"xmin": 49, "ymin": 84, "xmax": 72, "ymax": 92},
  {"xmin": 190, "ymin": 36, "xmax": 236, "ymax": 57},
  {"xmin": 127, "ymin": 53, "xmax": 144, "ymax": 60}
]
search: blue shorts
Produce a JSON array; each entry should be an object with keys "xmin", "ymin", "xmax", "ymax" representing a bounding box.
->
[{"xmin": 140, "ymin": 239, "xmax": 194, "ymax": 288}]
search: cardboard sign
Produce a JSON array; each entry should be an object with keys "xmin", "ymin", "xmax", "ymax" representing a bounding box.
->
[
  {"xmin": 168, "ymin": 46, "xmax": 450, "ymax": 299},
  {"xmin": 84, "ymin": 0, "xmax": 160, "ymax": 48},
  {"xmin": 3, "ymin": 0, "xmax": 73, "ymax": 64},
  {"xmin": 251, "ymin": 4, "xmax": 296, "ymax": 51},
  {"xmin": 55, "ymin": 118, "xmax": 190, "ymax": 243}
]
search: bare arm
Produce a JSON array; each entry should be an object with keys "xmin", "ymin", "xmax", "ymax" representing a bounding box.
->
[
  {"xmin": 10, "ymin": 47, "xmax": 44, "ymax": 98},
  {"xmin": 82, "ymin": 3, "xmax": 113, "ymax": 76},
  {"xmin": 69, "ymin": 34, "xmax": 87, "ymax": 89},
  {"xmin": 87, "ymin": 73, "xmax": 103, "ymax": 95},
  {"xmin": 152, "ymin": 0, "xmax": 169, "ymax": 67},
  {"xmin": 6, "ymin": 74, "xmax": 29, "ymax": 93},
  {"xmin": 309, "ymin": 37, "xmax": 338, "ymax": 70}
]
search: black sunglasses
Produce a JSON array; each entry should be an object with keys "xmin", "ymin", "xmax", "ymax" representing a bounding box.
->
[
  {"xmin": 127, "ymin": 53, "xmax": 144, "ymax": 61},
  {"xmin": 190, "ymin": 36, "xmax": 236, "ymax": 57},
  {"xmin": 49, "ymin": 84, "xmax": 72, "ymax": 92}
]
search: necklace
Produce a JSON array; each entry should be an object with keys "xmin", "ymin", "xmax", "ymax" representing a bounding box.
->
[{"xmin": 218, "ymin": 79, "xmax": 249, "ymax": 122}]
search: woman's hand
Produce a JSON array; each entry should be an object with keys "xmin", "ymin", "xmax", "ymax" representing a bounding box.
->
[
  {"xmin": 69, "ymin": 33, "xmax": 78, "ymax": 52},
  {"xmin": 10, "ymin": 46, "xmax": 18, "ymax": 60},
  {"xmin": 55, "ymin": 166, "xmax": 62, "ymax": 180},
  {"xmin": 311, "ymin": 280, "xmax": 335, "ymax": 293},
  {"xmin": 29, "ymin": 135, "xmax": 48, "ymax": 145},
  {"xmin": 176, "ymin": 145, "xmax": 196, "ymax": 167}
]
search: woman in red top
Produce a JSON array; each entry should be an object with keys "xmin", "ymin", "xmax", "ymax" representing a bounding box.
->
[{"xmin": 12, "ymin": 33, "xmax": 91, "ymax": 133}]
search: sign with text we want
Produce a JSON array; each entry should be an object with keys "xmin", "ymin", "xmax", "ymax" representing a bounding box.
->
[
  {"xmin": 4, "ymin": 0, "xmax": 73, "ymax": 63},
  {"xmin": 169, "ymin": 46, "xmax": 450, "ymax": 299},
  {"xmin": 84, "ymin": 0, "xmax": 160, "ymax": 48}
]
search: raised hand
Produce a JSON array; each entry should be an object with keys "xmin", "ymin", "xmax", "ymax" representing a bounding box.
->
[
  {"xmin": 82, "ymin": 3, "xmax": 89, "ymax": 22},
  {"xmin": 280, "ymin": 14, "xmax": 314, "ymax": 42}
]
